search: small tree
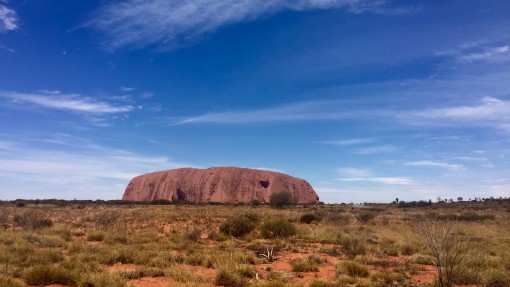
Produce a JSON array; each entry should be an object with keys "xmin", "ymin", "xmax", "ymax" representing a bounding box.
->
[
  {"xmin": 417, "ymin": 214, "xmax": 476, "ymax": 287},
  {"xmin": 269, "ymin": 191, "xmax": 297, "ymax": 208}
]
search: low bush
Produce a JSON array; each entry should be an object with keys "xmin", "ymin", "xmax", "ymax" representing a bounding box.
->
[
  {"xmin": 214, "ymin": 269, "xmax": 248, "ymax": 287},
  {"xmin": 78, "ymin": 273, "xmax": 129, "ymax": 287},
  {"xmin": 336, "ymin": 261, "xmax": 370, "ymax": 278},
  {"xmin": 24, "ymin": 265, "xmax": 77, "ymax": 286},
  {"xmin": 410, "ymin": 253, "xmax": 435, "ymax": 265},
  {"xmin": 86, "ymin": 231, "xmax": 105, "ymax": 242},
  {"xmin": 355, "ymin": 212, "xmax": 377, "ymax": 224},
  {"xmin": 299, "ymin": 213, "xmax": 321, "ymax": 224},
  {"xmin": 185, "ymin": 228, "xmax": 202, "ymax": 242},
  {"xmin": 309, "ymin": 279, "xmax": 339, "ymax": 287},
  {"xmin": 291, "ymin": 258, "xmax": 319, "ymax": 272},
  {"xmin": 338, "ymin": 234, "xmax": 367, "ymax": 257},
  {"xmin": 220, "ymin": 215, "xmax": 256, "ymax": 237},
  {"xmin": 261, "ymin": 219, "xmax": 297, "ymax": 239},
  {"xmin": 269, "ymin": 191, "xmax": 297, "ymax": 208},
  {"xmin": 13, "ymin": 210, "xmax": 53, "ymax": 230}
]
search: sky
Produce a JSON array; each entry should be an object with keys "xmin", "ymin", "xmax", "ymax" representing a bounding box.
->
[{"xmin": 1, "ymin": 0, "xmax": 509, "ymax": 203}]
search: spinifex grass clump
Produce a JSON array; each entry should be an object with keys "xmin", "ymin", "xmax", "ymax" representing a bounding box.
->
[
  {"xmin": 261, "ymin": 219, "xmax": 296, "ymax": 239},
  {"xmin": 336, "ymin": 260, "xmax": 370, "ymax": 278},
  {"xmin": 299, "ymin": 213, "xmax": 322, "ymax": 224},
  {"xmin": 220, "ymin": 214, "xmax": 257, "ymax": 237},
  {"xmin": 291, "ymin": 257, "xmax": 320, "ymax": 272},
  {"xmin": 24, "ymin": 265, "xmax": 77, "ymax": 286}
]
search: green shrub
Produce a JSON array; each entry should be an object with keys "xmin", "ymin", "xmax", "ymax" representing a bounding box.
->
[
  {"xmin": 78, "ymin": 273, "xmax": 128, "ymax": 287},
  {"xmin": 24, "ymin": 265, "xmax": 77, "ymax": 286},
  {"xmin": 185, "ymin": 228, "xmax": 202, "ymax": 242},
  {"xmin": 336, "ymin": 261, "xmax": 370, "ymax": 278},
  {"xmin": 86, "ymin": 231, "xmax": 105, "ymax": 242},
  {"xmin": 269, "ymin": 191, "xmax": 297, "ymax": 208},
  {"xmin": 291, "ymin": 258, "xmax": 319, "ymax": 272},
  {"xmin": 370, "ymin": 272, "xmax": 399, "ymax": 286},
  {"xmin": 208, "ymin": 230, "xmax": 228, "ymax": 241},
  {"xmin": 13, "ymin": 210, "xmax": 53, "ymax": 230},
  {"xmin": 261, "ymin": 219, "xmax": 297, "ymax": 239},
  {"xmin": 355, "ymin": 212, "xmax": 377, "ymax": 224},
  {"xmin": 410, "ymin": 253, "xmax": 435, "ymax": 265},
  {"xmin": 220, "ymin": 215, "xmax": 256, "ymax": 237},
  {"xmin": 338, "ymin": 234, "xmax": 367, "ymax": 257},
  {"xmin": 242, "ymin": 212, "xmax": 259, "ymax": 223},
  {"xmin": 235, "ymin": 264, "xmax": 257, "ymax": 278},
  {"xmin": 214, "ymin": 269, "xmax": 248, "ymax": 287},
  {"xmin": 299, "ymin": 213, "xmax": 321, "ymax": 224}
]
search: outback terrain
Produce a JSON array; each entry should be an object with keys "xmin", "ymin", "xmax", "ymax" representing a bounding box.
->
[{"xmin": 0, "ymin": 200, "xmax": 509, "ymax": 287}]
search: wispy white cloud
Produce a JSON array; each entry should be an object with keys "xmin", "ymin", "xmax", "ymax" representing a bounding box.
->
[
  {"xmin": 338, "ymin": 167, "xmax": 372, "ymax": 178},
  {"xmin": 437, "ymin": 43, "xmax": 510, "ymax": 64},
  {"xmin": 0, "ymin": 139, "xmax": 192, "ymax": 200},
  {"xmin": 120, "ymin": 86, "xmax": 135, "ymax": 92},
  {"xmin": 337, "ymin": 177, "xmax": 413, "ymax": 185},
  {"xmin": 336, "ymin": 167, "xmax": 412, "ymax": 185},
  {"xmin": 0, "ymin": 90, "xmax": 134, "ymax": 114},
  {"xmin": 319, "ymin": 138, "xmax": 374, "ymax": 146},
  {"xmin": 0, "ymin": 4, "xmax": 18, "ymax": 33},
  {"xmin": 405, "ymin": 97, "xmax": 510, "ymax": 131},
  {"xmin": 0, "ymin": 43, "xmax": 15, "ymax": 53},
  {"xmin": 175, "ymin": 100, "xmax": 371, "ymax": 125},
  {"xmin": 459, "ymin": 45, "xmax": 509, "ymax": 64},
  {"xmin": 252, "ymin": 167, "xmax": 285, "ymax": 173},
  {"xmin": 355, "ymin": 145, "xmax": 396, "ymax": 154},
  {"xmin": 405, "ymin": 160, "xmax": 465, "ymax": 171},
  {"xmin": 90, "ymin": 0, "xmax": 411, "ymax": 50}
]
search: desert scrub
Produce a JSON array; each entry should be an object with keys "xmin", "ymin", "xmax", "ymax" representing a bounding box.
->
[
  {"xmin": 336, "ymin": 260, "xmax": 370, "ymax": 278},
  {"xmin": 410, "ymin": 253, "xmax": 435, "ymax": 265},
  {"xmin": 220, "ymin": 214, "xmax": 256, "ymax": 237},
  {"xmin": 299, "ymin": 213, "xmax": 321, "ymax": 224},
  {"xmin": 214, "ymin": 268, "xmax": 248, "ymax": 287},
  {"xmin": 338, "ymin": 233, "xmax": 367, "ymax": 257},
  {"xmin": 355, "ymin": 212, "xmax": 377, "ymax": 224},
  {"xmin": 269, "ymin": 191, "xmax": 297, "ymax": 208},
  {"xmin": 0, "ymin": 277, "xmax": 25, "ymax": 287},
  {"xmin": 185, "ymin": 228, "xmax": 202, "ymax": 242},
  {"xmin": 165, "ymin": 264, "xmax": 204, "ymax": 283},
  {"xmin": 250, "ymin": 281, "xmax": 287, "ymax": 287},
  {"xmin": 291, "ymin": 257, "xmax": 319, "ymax": 272},
  {"xmin": 78, "ymin": 272, "xmax": 129, "ymax": 287},
  {"xmin": 86, "ymin": 230, "xmax": 105, "ymax": 241},
  {"xmin": 13, "ymin": 210, "xmax": 53, "ymax": 230},
  {"xmin": 308, "ymin": 279, "xmax": 340, "ymax": 287},
  {"xmin": 120, "ymin": 267, "xmax": 165, "ymax": 280},
  {"xmin": 261, "ymin": 219, "xmax": 297, "ymax": 239},
  {"xmin": 24, "ymin": 265, "xmax": 77, "ymax": 286}
]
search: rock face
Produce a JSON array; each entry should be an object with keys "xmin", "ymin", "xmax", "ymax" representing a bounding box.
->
[{"xmin": 123, "ymin": 167, "xmax": 319, "ymax": 204}]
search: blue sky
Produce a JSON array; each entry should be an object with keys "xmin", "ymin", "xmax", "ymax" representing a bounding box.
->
[{"xmin": 1, "ymin": 0, "xmax": 509, "ymax": 203}]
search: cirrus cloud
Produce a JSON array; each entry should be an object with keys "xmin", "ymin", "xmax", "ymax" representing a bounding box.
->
[
  {"xmin": 89, "ymin": 0, "xmax": 410, "ymax": 50},
  {"xmin": 0, "ymin": 90, "xmax": 134, "ymax": 114},
  {"xmin": 0, "ymin": 4, "xmax": 18, "ymax": 33}
]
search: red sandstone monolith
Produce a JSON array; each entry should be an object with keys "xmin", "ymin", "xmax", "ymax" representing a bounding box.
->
[{"xmin": 122, "ymin": 167, "xmax": 319, "ymax": 204}]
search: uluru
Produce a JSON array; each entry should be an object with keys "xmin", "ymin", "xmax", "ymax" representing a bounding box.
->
[{"xmin": 123, "ymin": 167, "xmax": 319, "ymax": 204}]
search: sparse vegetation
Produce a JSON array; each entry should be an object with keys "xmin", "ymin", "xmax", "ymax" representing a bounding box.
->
[
  {"xmin": 220, "ymin": 214, "xmax": 256, "ymax": 237},
  {"xmin": 269, "ymin": 191, "xmax": 297, "ymax": 208},
  {"xmin": 0, "ymin": 200, "xmax": 506, "ymax": 287},
  {"xmin": 260, "ymin": 219, "xmax": 297, "ymax": 239}
]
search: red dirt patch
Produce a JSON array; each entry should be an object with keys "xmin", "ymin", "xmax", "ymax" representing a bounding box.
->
[{"xmin": 412, "ymin": 264, "xmax": 436, "ymax": 284}]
